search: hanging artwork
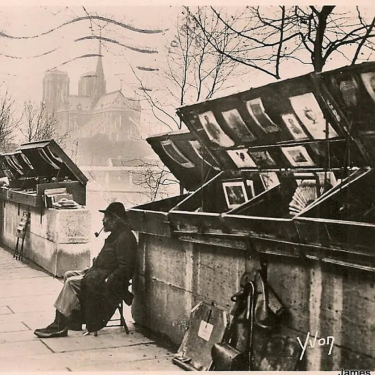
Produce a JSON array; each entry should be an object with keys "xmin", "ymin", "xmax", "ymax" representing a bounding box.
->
[
  {"xmin": 222, "ymin": 180, "xmax": 249, "ymax": 209},
  {"xmin": 189, "ymin": 140, "xmax": 220, "ymax": 170},
  {"xmin": 281, "ymin": 113, "xmax": 309, "ymax": 140},
  {"xmin": 360, "ymin": 71, "xmax": 375, "ymax": 104},
  {"xmin": 248, "ymin": 150, "xmax": 276, "ymax": 168},
  {"xmin": 259, "ymin": 172, "xmax": 280, "ymax": 190},
  {"xmin": 161, "ymin": 139, "xmax": 195, "ymax": 168},
  {"xmin": 227, "ymin": 149, "xmax": 256, "ymax": 168},
  {"xmin": 198, "ymin": 111, "xmax": 235, "ymax": 148},
  {"xmin": 281, "ymin": 146, "xmax": 315, "ymax": 167},
  {"xmin": 289, "ymin": 93, "xmax": 338, "ymax": 139},
  {"xmin": 338, "ymin": 78, "xmax": 360, "ymax": 107},
  {"xmin": 221, "ymin": 108, "xmax": 257, "ymax": 143},
  {"xmin": 245, "ymin": 98, "xmax": 279, "ymax": 133}
]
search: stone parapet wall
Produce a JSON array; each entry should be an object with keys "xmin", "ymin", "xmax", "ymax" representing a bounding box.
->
[
  {"xmin": 0, "ymin": 199, "xmax": 91, "ymax": 276},
  {"xmin": 131, "ymin": 232, "xmax": 375, "ymax": 371}
]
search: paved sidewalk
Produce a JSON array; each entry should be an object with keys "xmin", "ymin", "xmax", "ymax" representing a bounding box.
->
[{"xmin": 0, "ymin": 246, "xmax": 182, "ymax": 371}]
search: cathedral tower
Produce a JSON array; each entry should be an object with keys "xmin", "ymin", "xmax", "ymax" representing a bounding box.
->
[{"xmin": 42, "ymin": 70, "xmax": 70, "ymax": 114}]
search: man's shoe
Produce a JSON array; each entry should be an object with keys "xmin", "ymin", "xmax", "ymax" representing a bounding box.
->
[{"xmin": 34, "ymin": 326, "xmax": 68, "ymax": 338}]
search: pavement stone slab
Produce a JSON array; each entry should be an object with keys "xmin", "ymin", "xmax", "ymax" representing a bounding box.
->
[
  {"xmin": 0, "ymin": 321, "xmax": 29, "ymax": 333},
  {"xmin": 0, "ymin": 353, "xmax": 71, "ymax": 371},
  {"xmin": 0, "ymin": 306, "xmax": 12, "ymax": 315},
  {"xmin": 40, "ymin": 328, "xmax": 155, "ymax": 353},
  {"xmin": 53, "ymin": 343, "xmax": 174, "ymax": 370},
  {"xmin": 0, "ymin": 246, "xmax": 179, "ymax": 371},
  {"xmin": 1, "ymin": 294, "xmax": 58, "ymax": 313},
  {"xmin": 0, "ymin": 340, "xmax": 53, "ymax": 358},
  {"xmin": 70, "ymin": 356, "xmax": 181, "ymax": 371}
]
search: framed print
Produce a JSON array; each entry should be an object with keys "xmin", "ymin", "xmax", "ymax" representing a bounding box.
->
[
  {"xmin": 338, "ymin": 78, "xmax": 360, "ymax": 107},
  {"xmin": 198, "ymin": 110, "xmax": 235, "ymax": 147},
  {"xmin": 227, "ymin": 149, "xmax": 256, "ymax": 168},
  {"xmin": 245, "ymin": 179, "xmax": 255, "ymax": 198},
  {"xmin": 189, "ymin": 140, "xmax": 220, "ymax": 170},
  {"xmin": 289, "ymin": 93, "xmax": 338, "ymax": 139},
  {"xmin": 281, "ymin": 113, "xmax": 309, "ymax": 140},
  {"xmin": 281, "ymin": 146, "xmax": 315, "ymax": 167},
  {"xmin": 221, "ymin": 108, "xmax": 256, "ymax": 143},
  {"xmin": 360, "ymin": 71, "xmax": 375, "ymax": 104},
  {"xmin": 161, "ymin": 139, "xmax": 195, "ymax": 168},
  {"xmin": 245, "ymin": 98, "xmax": 279, "ymax": 133},
  {"xmin": 248, "ymin": 150, "xmax": 276, "ymax": 168},
  {"xmin": 259, "ymin": 172, "xmax": 280, "ymax": 190},
  {"xmin": 222, "ymin": 180, "xmax": 249, "ymax": 209}
]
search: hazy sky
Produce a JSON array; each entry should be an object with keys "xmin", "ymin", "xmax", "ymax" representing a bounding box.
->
[{"xmin": 0, "ymin": 3, "xmax": 180, "ymax": 104}]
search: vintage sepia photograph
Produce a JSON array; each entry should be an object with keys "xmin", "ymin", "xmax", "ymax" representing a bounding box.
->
[
  {"xmin": 0, "ymin": 3, "xmax": 374, "ymax": 372},
  {"xmin": 259, "ymin": 171, "xmax": 280, "ymax": 190},
  {"xmin": 248, "ymin": 150, "xmax": 277, "ymax": 168},
  {"xmin": 281, "ymin": 112, "xmax": 309, "ymax": 140},
  {"xmin": 289, "ymin": 92, "xmax": 338, "ymax": 139},
  {"xmin": 245, "ymin": 97, "xmax": 279, "ymax": 133},
  {"xmin": 338, "ymin": 77, "xmax": 360, "ymax": 107},
  {"xmin": 221, "ymin": 108, "xmax": 257, "ymax": 143},
  {"xmin": 222, "ymin": 180, "xmax": 249, "ymax": 209},
  {"xmin": 189, "ymin": 139, "xmax": 219, "ymax": 170},
  {"xmin": 361, "ymin": 71, "xmax": 375, "ymax": 103},
  {"xmin": 281, "ymin": 145, "xmax": 316, "ymax": 167},
  {"xmin": 198, "ymin": 110, "xmax": 235, "ymax": 147},
  {"xmin": 227, "ymin": 148, "xmax": 257, "ymax": 168},
  {"xmin": 160, "ymin": 139, "xmax": 195, "ymax": 168}
]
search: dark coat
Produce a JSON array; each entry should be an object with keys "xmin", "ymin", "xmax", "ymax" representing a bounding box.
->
[{"xmin": 80, "ymin": 223, "xmax": 137, "ymax": 332}]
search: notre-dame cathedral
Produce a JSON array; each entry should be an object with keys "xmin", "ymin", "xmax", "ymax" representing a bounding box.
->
[{"xmin": 41, "ymin": 45, "xmax": 150, "ymax": 168}]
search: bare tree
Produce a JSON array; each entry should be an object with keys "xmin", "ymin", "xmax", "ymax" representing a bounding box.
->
[
  {"xmin": 127, "ymin": 8, "xmax": 242, "ymax": 132},
  {"xmin": 188, "ymin": 6, "xmax": 375, "ymax": 80},
  {"xmin": 0, "ymin": 89, "xmax": 20, "ymax": 152},
  {"xmin": 124, "ymin": 158, "xmax": 178, "ymax": 202},
  {"xmin": 21, "ymin": 101, "xmax": 69, "ymax": 146}
]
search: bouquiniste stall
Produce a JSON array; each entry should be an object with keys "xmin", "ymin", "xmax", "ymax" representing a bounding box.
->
[
  {"xmin": 129, "ymin": 62, "xmax": 375, "ymax": 370},
  {"xmin": 0, "ymin": 139, "xmax": 91, "ymax": 276}
]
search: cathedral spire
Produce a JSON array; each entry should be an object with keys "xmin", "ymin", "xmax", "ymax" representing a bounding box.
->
[{"xmin": 91, "ymin": 36, "xmax": 106, "ymax": 106}]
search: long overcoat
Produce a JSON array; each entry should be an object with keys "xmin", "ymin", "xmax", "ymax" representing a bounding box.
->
[{"xmin": 80, "ymin": 223, "xmax": 137, "ymax": 332}]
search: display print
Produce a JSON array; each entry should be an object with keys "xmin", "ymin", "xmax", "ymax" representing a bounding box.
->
[
  {"xmin": 360, "ymin": 71, "xmax": 375, "ymax": 104},
  {"xmin": 245, "ymin": 179, "xmax": 255, "ymax": 198},
  {"xmin": 221, "ymin": 108, "xmax": 257, "ymax": 143},
  {"xmin": 259, "ymin": 172, "xmax": 280, "ymax": 190},
  {"xmin": 281, "ymin": 146, "xmax": 315, "ymax": 167},
  {"xmin": 189, "ymin": 140, "xmax": 220, "ymax": 170},
  {"xmin": 198, "ymin": 111, "xmax": 235, "ymax": 147},
  {"xmin": 245, "ymin": 98, "xmax": 279, "ymax": 134},
  {"xmin": 338, "ymin": 78, "xmax": 360, "ymax": 107},
  {"xmin": 289, "ymin": 93, "xmax": 338, "ymax": 139},
  {"xmin": 227, "ymin": 149, "xmax": 257, "ymax": 168},
  {"xmin": 160, "ymin": 139, "xmax": 195, "ymax": 168},
  {"xmin": 222, "ymin": 180, "xmax": 249, "ymax": 209},
  {"xmin": 248, "ymin": 150, "xmax": 276, "ymax": 168},
  {"xmin": 281, "ymin": 113, "xmax": 309, "ymax": 140}
]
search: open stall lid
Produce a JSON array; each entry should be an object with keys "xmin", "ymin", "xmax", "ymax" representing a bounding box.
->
[
  {"xmin": 17, "ymin": 139, "xmax": 88, "ymax": 185},
  {"xmin": 146, "ymin": 130, "xmax": 220, "ymax": 191},
  {"xmin": 176, "ymin": 62, "xmax": 375, "ymax": 172}
]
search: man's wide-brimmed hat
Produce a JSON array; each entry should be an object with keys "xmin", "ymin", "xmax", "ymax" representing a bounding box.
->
[{"xmin": 99, "ymin": 202, "xmax": 127, "ymax": 220}]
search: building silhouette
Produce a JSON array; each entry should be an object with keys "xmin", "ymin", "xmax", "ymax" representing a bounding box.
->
[{"xmin": 41, "ymin": 46, "xmax": 175, "ymax": 206}]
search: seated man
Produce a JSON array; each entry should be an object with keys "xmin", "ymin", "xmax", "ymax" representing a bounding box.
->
[{"xmin": 34, "ymin": 202, "xmax": 137, "ymax": 338}]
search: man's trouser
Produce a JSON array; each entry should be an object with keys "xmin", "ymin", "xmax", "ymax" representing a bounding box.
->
[{"xmin": 54, "ymin": 269, "xmax": 86, "ymax": 317}]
